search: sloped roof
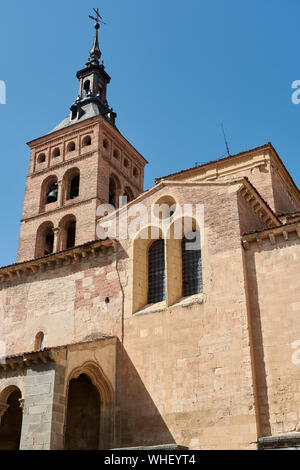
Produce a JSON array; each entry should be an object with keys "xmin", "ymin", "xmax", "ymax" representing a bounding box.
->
[{"xmin": 51, "ymin": 101, "xmax": 103, "ymax": 132}]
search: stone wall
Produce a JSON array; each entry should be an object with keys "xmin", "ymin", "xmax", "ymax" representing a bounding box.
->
[{"xmin": 244, "ymin": 232, "xmax": 300, "ymax": 437}]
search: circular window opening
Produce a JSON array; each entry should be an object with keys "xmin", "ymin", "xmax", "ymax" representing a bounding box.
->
[{"xmin": 153, "ymin": 195, "xmax": 177, "ymax": 221}]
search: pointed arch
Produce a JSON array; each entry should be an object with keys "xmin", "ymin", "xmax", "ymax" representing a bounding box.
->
[{"xmin": 65, "ymin": 361, "xmax": 114, "ymax": 450}]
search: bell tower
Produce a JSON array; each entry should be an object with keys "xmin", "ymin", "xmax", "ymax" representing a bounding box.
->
[{"xmin": 17, "ymin": 10, "xmax": 147, "ymax": 263}]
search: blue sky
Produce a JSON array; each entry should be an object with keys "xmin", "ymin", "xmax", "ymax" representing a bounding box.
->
[{"xmin": 0, "ymin": 0, "xmax": 300, "ymax": 266}]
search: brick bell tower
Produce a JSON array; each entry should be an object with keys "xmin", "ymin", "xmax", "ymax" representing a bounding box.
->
[{"xmin": 17, "ymin": 14, "xmax": 147, "ymax": 263}]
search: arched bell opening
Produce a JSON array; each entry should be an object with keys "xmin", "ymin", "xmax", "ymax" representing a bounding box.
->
[
  {"xmin": 59, "ymin": 215, "xmax": 76, "ymax": 251},
  {"xmin": 63, "ymin": 168, "xmax": 80, "ymax": 202},
  {"xmin": 40, "ymin": 175, "xmax": 58, "ymax": 213},
  {"xmin": 35, "ymin": 221, "xmax": 55, "ymax": 258}
]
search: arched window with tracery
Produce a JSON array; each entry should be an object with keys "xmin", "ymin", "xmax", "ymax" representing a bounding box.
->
[
  {"xmin": 182, "ymin": 230, "xmax": 202, "ymax": 297},
  {"xmin": 148, "ymin": 239, "xmax": 166, "ymax": 304}
]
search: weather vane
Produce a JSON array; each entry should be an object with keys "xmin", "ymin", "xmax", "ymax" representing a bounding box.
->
[{"xmin": 89, "ymin": 8, "xmax": 106, "ymax": 26}]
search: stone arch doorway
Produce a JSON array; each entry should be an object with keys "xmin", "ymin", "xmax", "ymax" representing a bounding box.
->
[
  {"xmin": 0, "ymin": 387, "xmax": 23, "ymax": 450},
  {"xmin": 65, "ymin": 374, "xmax": 100, "ymax": 450},
  {"xmin": 64, "ymin": 363, "xmax": 114, "ymax": 450}
]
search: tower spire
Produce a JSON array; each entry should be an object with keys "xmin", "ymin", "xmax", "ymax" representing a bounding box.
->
[
  {"xmin": 53, "ymin": 8, "xmax": 117, "ymax": 131},
  {"xmin": 89, "ymin": 22, "xmax": 101, "ymax": 65},
  {"xmin": 88, "ymin": 8, "xmax": 105, "ymax": 65}
]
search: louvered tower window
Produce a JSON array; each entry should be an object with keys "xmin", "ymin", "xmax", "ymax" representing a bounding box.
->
[
  {"xmin": 148, "ymin": 240, "xmax": 166, "ymax": 304},
  {"xmin": 182, "ymin": 231, "xmax": 203, "ymax": 297}
]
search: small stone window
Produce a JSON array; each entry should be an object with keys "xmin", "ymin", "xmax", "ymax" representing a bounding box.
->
[
  {"xmin": 133, "ymin": 167, "xmax": 138, "ymax": 178},
  {"xmin": 103, "ymin": 139, "xmax": 109, "ymax": 150},
  {"xmin": 34, "ymin": 332, "xmax": 45, "ymax": 351},
  {"xmin": 67, "ymin": 141, "xmax": 76, "ymax": 152},
  {"xmin": 124, "ymin": 158, "xmax": 129, "ymax": 169},
  {"xmin": 148, "ymin": 240, "xmax": 166, "ymax": 304},
  {"xmin": 82, "ymin": 136, "xmax": 92, "ymax": 147},
  {"xmin": 37, "ymin": 153, "xmax": 46, "ymax": 164},
  {"xmin": 53, "ymin": 148, "xmax": 60, "ymax": 158}
]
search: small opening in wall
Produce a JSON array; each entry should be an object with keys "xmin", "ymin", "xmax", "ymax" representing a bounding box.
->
[
  {"xmin": 53, "ymin": 148, "xmax": 60, "ymax": 158},
  {"xmin": 103, "ymin": 139, "xmax": 109, "ymax": 150},
  {"xmin": 83, "ymin": 136, "xmax": 92, "ymax": 147},
  {"xmin": 124, "ymin": 158, "xmax": 129, "ymax": 168},
  {"xmin": 83, "ymin": 80, "xmax": 90, "ymax": 97},
  {"xmin": 105, "ymin": 297, "xmax": 110, "ymax": 304},
  {"xmin": 35, "ymin": 332, "xmax": 44, "ymax": 351},
  {"xmin": 113, "ymin": 149, "xmax": 119, "ymax": 159},
  {"xmin": 38, "ymin": 153, "xmax": 46, "ymax": 164},
  {"xmin": 67, "ymin": 141, "xmax": 76, "ymax": 152},
  {"xmin": 133, "ymin": 168, "xmax": 138, "ymax": 178}
]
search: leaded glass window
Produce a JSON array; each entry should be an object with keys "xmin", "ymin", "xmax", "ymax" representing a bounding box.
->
[
  {"xmin": 182, "ymin": 231, "xmax": 203, "ymax": 297},
  {"xmin": 148, "ymin": 240, "xmax": 166, "ymax": 304}
]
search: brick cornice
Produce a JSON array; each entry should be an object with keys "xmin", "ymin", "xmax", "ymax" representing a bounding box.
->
[{"xmin": 0, "ymin": 239, "xmax": 117, "ymax": 284}]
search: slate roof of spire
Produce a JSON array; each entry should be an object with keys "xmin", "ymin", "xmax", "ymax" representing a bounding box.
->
[{"xmin": 51, "ymin": 101, "xmax": 103, "ymax": 132}]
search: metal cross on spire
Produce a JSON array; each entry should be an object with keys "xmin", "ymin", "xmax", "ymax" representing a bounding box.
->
[
  {"xmin": 88, "ymin": 8, "xmax": 106, "ymax": 26},
  {"xmin": 88, "ymin": 8, "xmax": 106, "ymax": 65}
]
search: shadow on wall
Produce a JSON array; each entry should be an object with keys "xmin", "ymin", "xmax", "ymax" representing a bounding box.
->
[
  {"xmin": 244, "ymin": 245, "xmax": 272, "ymax": 438},
  {"xmin": 115, "ymin": 341, "xmax": 176, "ymax": 448}
]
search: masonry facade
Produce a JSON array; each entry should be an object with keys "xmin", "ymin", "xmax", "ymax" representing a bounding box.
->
[{"xmin": 0, "ymin": 19, "xmax": 300, "ymax": 451}]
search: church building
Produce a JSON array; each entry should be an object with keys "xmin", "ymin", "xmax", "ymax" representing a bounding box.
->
[{"xmin": 0, "ymin": 14, "xmax": 300, "ymax": 450}]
